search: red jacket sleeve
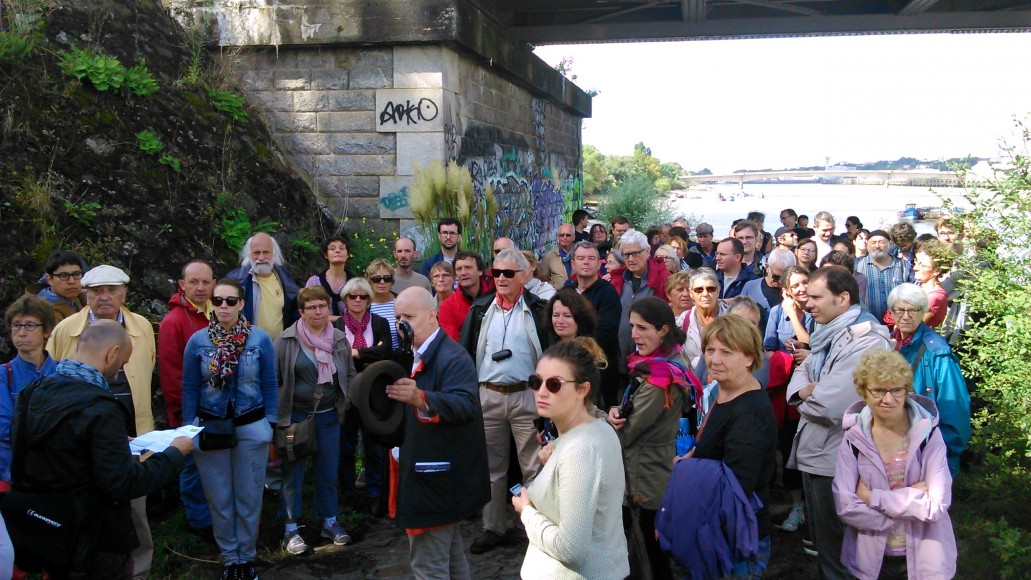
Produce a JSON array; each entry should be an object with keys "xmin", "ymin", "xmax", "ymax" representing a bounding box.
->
[{"xmin": 157, "ymin": 312, "xmax": 187, "ymax": 427}]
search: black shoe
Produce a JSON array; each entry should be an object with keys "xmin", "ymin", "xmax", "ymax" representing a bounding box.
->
[
  {"xmin": 469, "ymin": 530, "xmax": 505, "ymax": 554},
  {"xmin": 219, "ymin": 563, "xmax": 237, "ymax": 580},
  {"xmin": 238, "ymin": 562, "xmax": 259, "ymax": 580}
]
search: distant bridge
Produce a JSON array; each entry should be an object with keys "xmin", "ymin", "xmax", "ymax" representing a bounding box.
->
[{"xmin": 682, "ymin": 169, "xmax": 965, "ymax": 188}]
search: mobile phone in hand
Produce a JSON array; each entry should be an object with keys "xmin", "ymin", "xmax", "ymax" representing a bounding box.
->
[{"xmin": 509, "ymin": 483, "xmax": 524, "ymax": 497}]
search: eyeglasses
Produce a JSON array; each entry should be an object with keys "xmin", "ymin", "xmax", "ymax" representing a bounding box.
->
[
  {"xmin": 10, "ymin": 322, "xmax": 44, "ymax": 331},
  {"xmin": 867, "ymin": 386, "xmax": 909, "ymax": 399},
  {"xmin": 797, "ymin": 247, "xmax": 816, "ymax": 254},
  {"xmin": 622, "ymin": 249, "xmax": 645, "ymax": 260},
  {"xmin": 51, "ymin": 271, "xmax": 84, "ymax": 281},
  {"xmin": 493, "ymin": 248, "xmax": 503, "ymax": 254},
  {"xmin": 491, "ymin": 268, "xmax": 518, "ymax": 279},
  {"xmin": 692, "ymin": 286, "xmax": 719, "ymax": 295},
  {"xmin": 370, "ymin": 275, "xmax": 394, "ymax": 284},
  {"xmin": 528, "ymin": 374, "xmax": 577, "ymax": 394},
  {"xmin": 212, "ymin": 296, "xmax": 241, "ymax": 307},
  {"xmin": 558, "ymin": 233, "xmax": 574, "ymax": 238},
  {"xmin": 658, "ymin": 255, "xmax": 676, "ymax": 262},
  {"xmin": 891, "ymin": 307, "xmax": 922, "ymax": 318},
  {"xmin": 439, "ymin": 231, "xmax": 460, "ymax": 237},
  {"xmin": 303, "ymin": 303, "xmax": 329, "ymax": 312},
  {"xmin": 346, "ymin": 293, "xmax": 370, "ymax": 301},
  {"xmin": 768, "ymin": 272, "xmax": 783, "ymax": 284}
]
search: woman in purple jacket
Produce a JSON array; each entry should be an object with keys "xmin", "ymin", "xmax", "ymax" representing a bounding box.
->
[{"xmin": 833, "ymin": 349, "xmax": 956, "ymax": 580}]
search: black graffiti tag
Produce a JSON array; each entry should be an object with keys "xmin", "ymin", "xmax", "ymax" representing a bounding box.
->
[{"xmin": 379, "ymin": 98, "xmax": 439, "ymax": 126}]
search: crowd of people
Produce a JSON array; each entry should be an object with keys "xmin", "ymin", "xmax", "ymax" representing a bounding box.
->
[{"xmin": 0, "ymin": 206, "xmax": 974, "ymax": 579}]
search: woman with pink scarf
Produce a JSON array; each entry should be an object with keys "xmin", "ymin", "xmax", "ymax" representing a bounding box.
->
[{"xmin": 274, "ymin": 286, "xmax": 356, "ymax": 555}]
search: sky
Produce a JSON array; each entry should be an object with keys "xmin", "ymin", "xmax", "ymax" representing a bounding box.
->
[{"xmin": 534, "ymin": 33, "xmax": 1031, "ymax": 174}]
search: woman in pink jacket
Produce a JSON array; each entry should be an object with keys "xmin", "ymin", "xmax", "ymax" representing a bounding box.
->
[{"xmin": 833, "ymin": 349, "xmax": 956, "ymax": 580}]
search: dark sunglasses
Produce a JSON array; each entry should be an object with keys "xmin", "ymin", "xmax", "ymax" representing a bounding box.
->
[
  {"xmin": 528, "ymin": 374, "xmax": 577, "ymax": 394},
  {"xmin": 212, "ymin": 296, "xmax": 241, "ymax": 307},
  {"xmin": 370, "ymin": 275, "xmax": 394, "ymax": 283},
  {"xmin": 692, "ymin": 286, "xmax": 719, "ymax": 295},
  {"xmin": 491, "ymin": 268, "xmax": 518, "ymax": 279},
  {"xmin": 346, "ymin": 293, "xmax": 370, "ymax": 301}
]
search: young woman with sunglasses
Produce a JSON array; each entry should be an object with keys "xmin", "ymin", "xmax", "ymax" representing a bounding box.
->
[
  {"xmin": 512, "ymin": 338, "xmax": 629, "ymax": 579},
  {"xmin": 607, "ymin": 297, "xmax": 696, "ymax": 580},
  {"xmin": 182, "ymin": 278, "xmax": 278, "ymax": 580},
  {"xmin": 681, "ymin": 268, "xmax": 729, "ymax": 367},
  {"xmin": 366, "ymin": 259, "xmax": 399, "ymax": 349},
  {"xmin": 274, "ymin": 286, "xmax": 356, "ymax": 555}
]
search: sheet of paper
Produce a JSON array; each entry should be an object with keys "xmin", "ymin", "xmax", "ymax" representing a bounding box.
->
[{"xmin": 130, "ymin": 425, "xmax": 204, "ymax": 455}]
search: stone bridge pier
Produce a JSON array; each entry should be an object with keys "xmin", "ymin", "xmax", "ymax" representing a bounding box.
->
[{"xmin": 167, "ymin": 0, "xmax": 591, "ymax": 255}]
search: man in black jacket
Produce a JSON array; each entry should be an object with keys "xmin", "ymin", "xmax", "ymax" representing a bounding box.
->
[
  {"xmin": 6, "ymin": 321, "xmax": 192, "ymax": 578},
  {"xmin": 568, "ymin": 241, "xmax": 623, "ymax": 407},
  {"xmin": 458, "ymin": 249, "xmax": 548, "ymax": 554},
  {"xmin": 386, "ymin": 288, "xmax": 490, "ymax": 578}
]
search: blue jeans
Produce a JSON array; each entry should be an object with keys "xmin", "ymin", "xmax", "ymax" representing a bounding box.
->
[
  {"xmin": 339, "ymin": 406, "xmax": 385, "ymax": 498},
  {"xmin": 180, "ymin": 454, "xmax": 211, "ymax": 528},
  {"xmin": 194, "ymin": 418, "xmax": 273, "ymax": 565},
  {"xmin": 731, "ymin": 535, "xmax": 771, "ymax": 578},
  {"xmin": 280, "ymin": 409, "xmax": 341, "ymax": 522}
]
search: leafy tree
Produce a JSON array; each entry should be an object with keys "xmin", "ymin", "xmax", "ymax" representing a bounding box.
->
[
  {"xmin": 582, "ymin": 144, "xmax": 610, "ymax": 195},
  {"xmin": 597, "ymin": 175, "xmax": 673, "ymax": 230}
]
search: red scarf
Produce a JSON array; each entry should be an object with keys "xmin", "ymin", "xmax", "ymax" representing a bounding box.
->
[
  {"xmin": 626, "ymin": 345, "xmax": 700, "ymax": 410},
  {"xmin": 343, "ymin": 310, "xmax": 370, "ymax": 349},
  {"xmin": 892, "ymin": 328, "xmax": 915, "ymax": 351}
]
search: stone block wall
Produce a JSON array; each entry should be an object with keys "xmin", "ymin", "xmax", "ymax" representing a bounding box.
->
[{"xmin": 233, "ymin": 44, "xmax": 584, "ymax": 255}]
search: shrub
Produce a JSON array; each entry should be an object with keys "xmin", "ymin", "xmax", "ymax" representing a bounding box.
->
[
  {"xmin": 208, "ymin": 88, "xmax": 249, "ymax": 123},
  {"xmin": 136, "ymin": 130, "xmax": 163, "ymax": 155},
  {"xmin": 407, "ymin": 161, "xmax": 498, "ymax": 260},
  {"xmin": 598, "ymin": 175, "xmax": 674, "ymax": 230},
  {"xmin": 159, "ymin": 154, "xmax": 181, "ymax": 172},
  {"xmin": 59, "ymin": 47, "xmax": 159, "ymax": 96}
]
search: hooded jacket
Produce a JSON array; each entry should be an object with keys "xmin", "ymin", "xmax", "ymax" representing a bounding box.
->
[
  {"xmin": 158, "ymin": 290, "xmax": 210, "ymax": 427},
  {"xmin": 787, "ymin": 311, "xmax": 892, "ymax": 476},
  {"xmin": 11, "ymin": 376, "xmax": 184, "ymax": 553},
  {"xmin": 833, "ymin": 395, "xmax": 956, "ymax": 580}
]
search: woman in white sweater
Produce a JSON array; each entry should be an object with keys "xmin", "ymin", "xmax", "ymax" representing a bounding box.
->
[{"xmin": 512, "ymin": 338, "xmax": 629, "ymax": 579}]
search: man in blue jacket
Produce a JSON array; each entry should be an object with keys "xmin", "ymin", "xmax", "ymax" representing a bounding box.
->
[
  {"xmin": 226, "ymin": 233, "xmax": 299, "ymax": 340},
  {"xmin": 387, "ymin": 288, "xmax": 490, "ymax": 578}
]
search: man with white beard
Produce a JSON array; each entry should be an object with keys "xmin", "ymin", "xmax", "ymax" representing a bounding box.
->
[
  {"xmin": 226, "ymin": 233, "xmax": 300, "ymax": 340},
  {"xmin": 854, "ymin": 229, "xmax": 911, "ymax": 323}
]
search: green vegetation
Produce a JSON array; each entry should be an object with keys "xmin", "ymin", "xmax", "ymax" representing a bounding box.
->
[
  {"xmin": 64, "ymin": 199, "xmax": 102, "ymax": 226},
  {"xmin": 338, "ymin": 217, "xmax": 393, "ymax": 276},
  {"xmin": 0, "ymin": 0, "xmax": 44, "ymax": 63},
  {"xmin": 159, "ymin": 154, "xmax": 182, "ymax": 172},
  {"xmin": 209, "ymin": 87, "xmax": 249, "ymax": 123},
  {"xmin": 59, "ymin": 47, "xmax": 159, "ymax": 96},
  {"xmin": 408, "ymin": 161, "xmax": 498, "ymax": 261},
  {"xmin": 211, "ymin": 193, "xmax": 278, "ymax": 253},
  {"xmin": 943, "ymin": 118, "xmax": 1031, "ymax": 576},
  {"xmin": 136, "ymin": 130, "xmax": 164, "ymax": 155},
  {"xmin": 585, "ymin": 143, "xmax": 683, "ymax": 228}
]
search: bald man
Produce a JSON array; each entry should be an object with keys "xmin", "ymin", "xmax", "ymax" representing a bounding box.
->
[
  {"xmin": 538, "ymin": 224, "xmax": 576, "ymax": 288},
  {"xmin": 387, "ymin": 288, "xmax": 489, "ymax": 579},
  {"xmin": 7, "ymin": 321, "xmax": 192, "ymax": 577}
]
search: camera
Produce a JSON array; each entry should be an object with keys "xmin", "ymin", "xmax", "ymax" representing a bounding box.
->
[{"xmin": 491, "ymin": 349, "xmax": 512, "ymax": 362}]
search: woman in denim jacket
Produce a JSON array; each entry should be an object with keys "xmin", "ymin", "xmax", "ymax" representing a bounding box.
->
[{"xmin": 182, "ymin": 278, "xmax": 278, "ymax": 580}]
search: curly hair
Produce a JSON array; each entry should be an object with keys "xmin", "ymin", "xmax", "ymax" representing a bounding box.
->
[
  {"xmin": 544, "ymin": 287, "xmax": 597, "ymax": 337},
  {"xmin": 853, "ymin": 349, "xmax": 913, "ymax": 396}
]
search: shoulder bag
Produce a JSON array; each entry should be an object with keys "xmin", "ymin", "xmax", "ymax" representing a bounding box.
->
[{"xmin": 275, "ymin": 381, "xmax": 324, "ymax": 462}]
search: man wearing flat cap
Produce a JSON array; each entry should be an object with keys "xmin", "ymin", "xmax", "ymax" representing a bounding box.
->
[
  {"xmin": 688, "ymin": 222, "xmax": 717, "ymax": 268},
  {"xmin": 385, "ymin": 287, "xmax": 489, "ymax": 579},
  {"xmin": 47, "ymin": 264, "xmax": 158, "ymax": 579}
]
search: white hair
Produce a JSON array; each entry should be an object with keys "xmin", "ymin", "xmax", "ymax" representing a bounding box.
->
[
  {"xmin": 887, "ymin": 283, "xmax": 929, "ymax": 313},
  {"xmin": 239, "ymin": 234, "xmax": 285, "ymax": 269},
  {"xmin": 494, "ymin": 248, "xmax": 529, "ymax": 270},
  {"xmin": 766, "ymin": 248, "xmax": 797, "ymax": 271},
  {"xmin": 620, "ymin": 229, "xmax": 649, "ymax": 251}
]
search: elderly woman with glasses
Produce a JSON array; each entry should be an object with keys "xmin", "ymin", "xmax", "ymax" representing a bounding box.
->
[
  {"xmin": 833, "ymin": 349, "xmax": 956, "ymax": 580},
  {"xmin": 274, "ymin": 287, "xmax": 356, "ymax": 555},
  {"xmin": 886, "ymin": 284, "xmax": 970, "ymax": 477},
  {"xmin": 1, "ymin": 296, "xmax": 59, "ymax": 487},
  {"xmin": 428, "ymin": 262, "xmax": 456, "ymax": 306},
  {"xmin": 336, "ymin": 277, "xmax": 392, "ymax": 514},
  {"xmin": 682, "ymin": 268, "xmax": 729, "ymax": 366},
  {"xmin": 654, "ymin": 244, "xmax": 682, "ymax": 274}
]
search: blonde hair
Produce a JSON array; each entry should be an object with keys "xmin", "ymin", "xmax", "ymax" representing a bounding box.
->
[
  {"xmin": 665, "ymin": 270, "xmax": 692, "ymax": 297},
  {"xmin": 365, "ymin": 258, "xmax": 393, "ymax": 277},
  {"xmin": 701, "ymin": 314, "xmax": 763, "ymax": 372},
  {"xmin": 853, "ymin": 350, "xmax": 913, "ymax": 396}
]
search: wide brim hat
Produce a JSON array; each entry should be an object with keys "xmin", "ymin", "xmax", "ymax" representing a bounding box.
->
[{"xmin": 350, "ymin": 360, "xmax": 407, "ymax": 436}]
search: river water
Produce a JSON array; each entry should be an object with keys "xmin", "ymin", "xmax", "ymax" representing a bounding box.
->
[{"xmin": 670, "ymin": 183, "xmax": 967, "ymax": 238}]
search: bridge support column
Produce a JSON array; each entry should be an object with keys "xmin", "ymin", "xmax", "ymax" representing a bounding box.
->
[{"xmin": 167, "ymin": 0, "xmax": 591, "ymax": 255}]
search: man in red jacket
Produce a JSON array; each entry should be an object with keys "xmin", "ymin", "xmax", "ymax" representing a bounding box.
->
[
  {"xmin": 437, "ymin": 251, "xmax": 493, "ymax": 341},
  {"xmin": 157, "ymin": 259, "xmax": 214, "ymax": 537}
]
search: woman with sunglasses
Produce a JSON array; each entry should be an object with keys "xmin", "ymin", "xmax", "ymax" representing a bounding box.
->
[
  {"xmin": 305, "ymin": 236, "xmax": 352, "ymax": 319},
  {"xmin": 0, "ymin": 296, "xmax": 58, "ymax": 487},
  {"xmin": 513, "ymin": 337, "xmax": 628, "ymax": 579},
  {"xmin": 682, "ymin": 268, "xmax": 729, "ymax": 366},
  {"xmin": 182, "ymin": 278, "xmax": 278, "ymax": 580},
  {"xmin": 795, "ymin": 237, "xmax": 819, "ymax": 273},
  {"xmin": 834, "ymin": 349, "xmax": 956, "ymax": 580},
  {"xmin": 366, "ymin": 259, "xmax": 399, "ymax": 349},
  {"xmin": 274, "ymin": 287, "xmax": 356, "ymax": 555},
  {"xmin": 607, "ymin": 297, "xmax": 695, "ymax": 580}
]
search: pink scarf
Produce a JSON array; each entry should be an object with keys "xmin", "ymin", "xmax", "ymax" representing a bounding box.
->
[{"xmin": 297, "ymin": 320, "xmax": 337, "ymax": 384}]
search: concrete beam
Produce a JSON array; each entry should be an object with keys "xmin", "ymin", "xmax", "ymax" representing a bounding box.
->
[
  {"xmin": 515, "ymin": 11, "xmax": 1031, "ymax": 43},
  {"xmin": 168, "ymin": 0, "xmax": 591, "ymax": 117}
]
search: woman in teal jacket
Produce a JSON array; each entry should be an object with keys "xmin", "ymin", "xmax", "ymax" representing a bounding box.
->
[{"xmin": 887, "ymin": 284, "xmax": 970, "ymax": 476}]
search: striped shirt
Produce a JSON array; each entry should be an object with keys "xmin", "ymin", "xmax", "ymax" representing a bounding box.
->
[{"xmin": 855, "ymin": 256, "xmax": 911, "ymax": 322}]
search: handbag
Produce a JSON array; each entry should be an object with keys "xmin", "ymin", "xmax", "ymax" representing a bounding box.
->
[
  {"xmin": 275, "ymin": 382, "xmax": 324, "ymax": 462},
  {"xmin": 198, "ymin": 414, "xmax": 237, "ymax": 450}
]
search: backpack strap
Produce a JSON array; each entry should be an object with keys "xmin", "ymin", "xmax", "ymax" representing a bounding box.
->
[{"xmin": 10, "ymin": 379, "xmax": 41, "ymax": 484}]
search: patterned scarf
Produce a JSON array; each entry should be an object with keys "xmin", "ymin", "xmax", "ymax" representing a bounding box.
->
[
  {"xmin": 56, "ymin": 359, "xmax": 109, "ymax": 391},
  {"xmin": 626, "ymin": 345, "xmax": 700, "ymax": 410},
  {"xmin": 296, "ymin": 319, "xmax": 337, "ymax": 384},
  {"xmin": 207, "ymin": 312, "xmax": 251, "ymax": 391},
  {"xmin": 342, "ymin": 310, "xmax": 370, "ymax": 350}
]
